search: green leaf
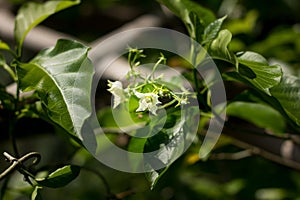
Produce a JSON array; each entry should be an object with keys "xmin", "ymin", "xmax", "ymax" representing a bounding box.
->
[
  {"xmin": 270, "ymin": 75, "xmax": 300, "ymax": 126},
  {"xmin": 146, "ymin": 167, "xmax": 169, "ymax": 190},
  {"xmin": 31, "ymin": 186, "xmax": 43, "ymax": 200},
  {"xmin": 0, "ymin": 40, "xmax": 10, "ymax": 51},
  {"xmin": 237, "ymin": 51, "xmax": 282, "ymax": 95},
  {"xmin": 17, "ymin": 39, "xmax": 94, "ymax": 139},
  {"xmin": 127, "ymin": 106, "xmax": 199, "ymax": 189},
  {"xmin": 209, "ymin": 29, "xmax": 236, "ymax": 63},
  {"xmin": 250, "ymin": 28, "xmax": 300, "ymax": 63},
  {"xmin": 238, "ymin": 64, "xmax": 257, "ymax": 79},
  {"xmin": 0, "ymin": 54, "xmax": 17, "ymax": 81},
  {"xmin": 97, "ymin": 105, "xmax": 148, "ymax": 133},
  {"xmin": 202, "ymin": 16, "xmax": 227, "ymax": 45},
  {"xmin": 143, "ymin": 106, "xmax": 199, "ymax": 189},
  {"xmin": 227, "ymin": 101, "xmax": 286, "ymax": 134},
  {"xmin": 157, "ymin": 0, "xmax": 215, "ymax": 42},
  {"xmin": 14, "ymin": 0, "xmax": 80, "ymax": 55},
  {"xmin": 225, "ymin": 10, "xmax": 258, "ymax": 35},
  {"xmin": 127, "ymin": 110, "xmax": 168, "ymax": 172},
  {"xmin": 158, "ymin": 0, "xmax": 215, "ymax": 26},
  {"xmin": 36, "ymin": 165, "xmax": 80, "ymax": 188},
  {"xmin": 222, "ymin": 71, "xmax": 249, "ymax": 84},
  {"xmin": 188, "ymin": 12, "xmax": 204, "ymax": 42}
]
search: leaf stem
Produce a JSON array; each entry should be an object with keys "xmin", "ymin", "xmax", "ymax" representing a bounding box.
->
[
  {"xmin": 158, "ymin": 99, "xmax": 177, "ymax": 109},
  {"xmin": 2, "ymin": 63, "xmax": 17, "ymax": 81},
  {"xmin": 9, "ymin": 80, "xmax": 21, "ymax": 158},
  {"xmin": 8, "ymin": 116, "xmax": 19, "ymax": 158},
  {"xmin": 190, "ymin": 43, "xmax": 206, "ymax": 109},
  {"xmin": 147, "ymin": 53, "xmax": 166, "ymax": 80}
]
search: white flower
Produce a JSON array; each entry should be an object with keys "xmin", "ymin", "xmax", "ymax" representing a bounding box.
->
[
  {"xmin": 107, "ymin": 80, "xmax": 126, "ymax": 108},
  {"xmin": 135, "ymin": 91, "xmax": 161, "ymax": 115}
]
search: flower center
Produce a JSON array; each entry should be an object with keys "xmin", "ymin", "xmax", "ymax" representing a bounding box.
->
[{"xmin": 145, "ymin": 96, "xmax": 153, "ymax": 103}]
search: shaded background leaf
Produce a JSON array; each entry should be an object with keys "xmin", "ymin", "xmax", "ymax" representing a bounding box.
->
[{"xmin": 227, "ymin": 101, "xmax": 286, "ymax": 134}]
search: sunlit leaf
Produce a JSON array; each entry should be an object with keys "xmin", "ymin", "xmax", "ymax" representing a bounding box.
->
[
  {"xmin": 146, "ymin": 167, "xmax": 169, "ymax": 190},
  {"xmin": 225, "ymin": 10, "xmax": 258, "ymax": 35},
  {"xmin": 97, "ymin": 104, "xmax": 147, "ymax": 133},
  {"xmin": 255, "ymin": 188, "xmax": 290, "ymax": 200},
  {"xmin": 0, "ymin": 40, "xmax": 10, "ymax": 51},
  {"xmin": 0, "ymin": 54, "xmax": 17, "ymax": 81},
  {"xmin": 202, "ymin": 16, "xmax": 227, "ymax": 45},
  {"xmin": 209, "ymin": 29, "xmax": 236, "ymax": 63},
  {"xmin": 17, "ymin": 39, "xmax": 94, "ymax": 139},
  {"xmin": 237, "ymin": 51, "xmax": 282, "ymax": 95},
  {"xmin": 270, "ymin": 75, "xmax": 300, "ymax": 126},
  {"xmin": 158, "ymin": 0, "xmax": 215, "ymax": 42},
  {"xmin": 36, "ymin": 165, "xmax": 80, "ymax": 188},
  {"xmin": 31, "ymin": 186, "xmax": 43, "ymax": 200},
  {"xmin": 227, "ymin": 101, "xmax": 286, "ymax": 134},
  {"xmin": 157, "ymin": 0, "xmax": 215, "ymax": 27},
  {"xmin": 142, "ymin": 106, "xmax": 199, "ymax": 189},
  {"xmin": 14, "ymin": 0, "xmax": 80, "ymax": 55}
]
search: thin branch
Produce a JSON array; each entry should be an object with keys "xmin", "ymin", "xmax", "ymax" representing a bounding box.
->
[
  {"xmin": 210, "ymin": 149, "xmax": 253, "ymax": 160},
  {"xmin": 222, "ymin": 125, "xmax": 300, "ymax": 171},
  {"xmin": 0, "ymin": 152, "xmax": 41, "ymax": 181}
]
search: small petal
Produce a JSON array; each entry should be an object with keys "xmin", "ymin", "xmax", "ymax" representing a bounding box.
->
[
  {"xmin": 134, "ymin": 91, "xmax": 161, "ymax": 115},
  {"xmin": 107, "ymin": 80, "xmax": 126, "ymax": 108}
]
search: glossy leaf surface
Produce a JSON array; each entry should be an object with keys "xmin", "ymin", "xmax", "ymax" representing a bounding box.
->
[
  {"xmin": 17, "ymin": 39, "xmax": 94, "ymax": 139},
  {"xmin": 237, "ymin": 51, "xmax": 282, "ymax": 95},
  {"xmin": 227, "ymin": 101, "xmax": 286, "ymax": 134},
  {"xmin": 270, "ymin": 75, "xmax": 300, "ymax": 126},
  {"xmin": 14, "ymin": 0, "xmax": 79, "ymax": 55},
  {"xmin": 36, "ymin": 165, "xmax": 80, "ymax": 188}
]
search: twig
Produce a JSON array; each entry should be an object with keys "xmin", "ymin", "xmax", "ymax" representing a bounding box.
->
[
  {"xmin": 222, "ymin": 124, "xmax": 300, "ymax": 171},
  {"xmin": 0, "ymin": 152, "xmax": 41, "ymax": 181},
  {"xmin": 210, "ymin": 149, "xmax": 253, "ymax": 160}
]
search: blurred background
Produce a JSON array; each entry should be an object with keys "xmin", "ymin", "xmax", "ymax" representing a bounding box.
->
[{"xmin": 1, "ymin": 0, "xmax": 300, "ymax": 199}]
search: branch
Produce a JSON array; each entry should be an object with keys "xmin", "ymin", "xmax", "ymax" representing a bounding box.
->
[
  {"xmin": 222, "ymin": 121, "xmax": 300, "ymax": 170},
  {"xmin": 0, "ymin": 152, "xmax": 41, "ymax": 181}
]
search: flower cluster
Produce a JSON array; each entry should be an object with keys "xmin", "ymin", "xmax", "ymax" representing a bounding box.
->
[{"xmin": 107, "ymin": 48, "xmax": 192, "ymax": 115}]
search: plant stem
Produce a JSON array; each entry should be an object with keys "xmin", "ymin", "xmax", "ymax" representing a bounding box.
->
[
  {"xmin": 9, "ymin": 82, "xmax": 21, "ymax": 158},
  {"xmin": 8, "ymin": 116, "xmax": 19, "ymax": 158},
  {"xmin": 0, "ymin": 152, "xmax": 41, "ymax": 181},
  {"xmin": 2, "ymin": 63, "xmax": 17, "ymax": 81},
  {"xmin": 190, "ymin": 43, "xmax": 207, "ymax": 109},
  {"xmin": 158, "ymin": 99, "xmax": 177, "ymax": 109}
]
